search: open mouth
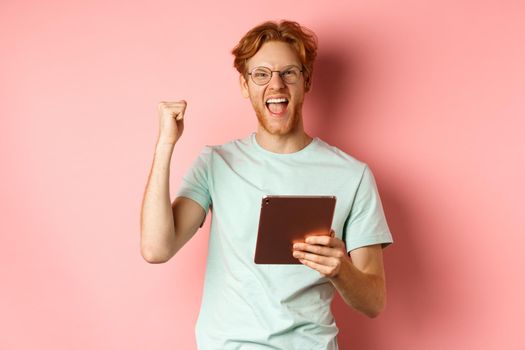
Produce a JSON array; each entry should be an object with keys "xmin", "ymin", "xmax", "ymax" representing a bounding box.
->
[{"xmin": 265, "ymin": 97, "xmax": 289, "ymax": 115}]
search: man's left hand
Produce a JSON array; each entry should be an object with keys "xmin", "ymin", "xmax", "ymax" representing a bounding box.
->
[{"xmin": 292, "ymin": 230, "xmax": 350, "ymax": 278}]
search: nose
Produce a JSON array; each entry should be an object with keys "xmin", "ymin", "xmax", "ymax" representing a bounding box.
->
[{"xmin": 268, "ymin": 71, "xmax": 286, "ymax": 89}]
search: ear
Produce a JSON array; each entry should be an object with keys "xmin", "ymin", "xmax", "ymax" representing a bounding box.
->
[
  {"xmin": 239, "ymin": 74, "xmax": 250, "ymax": 98},
  {"xmin": 304, "ymin": 74, "xmax": 312, "ymax": 93}
]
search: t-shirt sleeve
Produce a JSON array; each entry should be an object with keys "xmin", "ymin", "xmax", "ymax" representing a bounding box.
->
[
  {"xmin": 175, "ymin": 146, "xmax": 212, "ymax": 216},
  {"xmin": 343, "ymin": 165, "xmax": 393, "ymax": 253}
]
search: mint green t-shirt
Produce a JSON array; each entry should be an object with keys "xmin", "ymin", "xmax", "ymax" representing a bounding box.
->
[{"xmin": 176, "ymin": 132, "xmax": 393, "ymax": 350}]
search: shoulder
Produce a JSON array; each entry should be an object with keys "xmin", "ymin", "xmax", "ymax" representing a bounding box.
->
[
  {"xmin": 197, "ymin": 134, "xmax": 251, "ymax": 159},
  {"xmin": 314, "ymin": 137, "xmax": 368, "ymax": 173}
]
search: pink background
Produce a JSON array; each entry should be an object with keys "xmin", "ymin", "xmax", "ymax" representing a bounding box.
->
[{"xmin": 1, "ymin": 0, "xmax": 524, "ymax": 349}]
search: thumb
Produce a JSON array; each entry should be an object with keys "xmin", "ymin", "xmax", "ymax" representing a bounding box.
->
[{"xmin": 176, "ymin": 101, "xmax": 187, "ymax": 121}]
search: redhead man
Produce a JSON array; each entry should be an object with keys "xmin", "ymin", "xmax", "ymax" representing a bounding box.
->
[{"xmin": 141, "ymin": 20, "xmax": 393, "ymax": 350}]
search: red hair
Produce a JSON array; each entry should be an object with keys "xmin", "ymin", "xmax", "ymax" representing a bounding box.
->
[{"xmin": 231, "ymin": 20, "xmax": 318, "ymax": 92}]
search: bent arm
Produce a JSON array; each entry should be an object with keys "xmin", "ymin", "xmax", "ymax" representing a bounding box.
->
[
  {"xmin": 140, "ymin": 143, "xmax": 205, "ymax": 263},
  {"xmin": 329, "ymin": 244, "xmax": 387, "ymax": 318}
]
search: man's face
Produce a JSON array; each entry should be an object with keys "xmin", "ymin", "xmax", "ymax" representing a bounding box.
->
[{"xmin": 240, "ymin": 41, "xmax": 306, "ymax": 136}]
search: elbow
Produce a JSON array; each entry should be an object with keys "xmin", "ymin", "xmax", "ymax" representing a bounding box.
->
[
  {"xmin": 365, "ymin": 295, "xmax": 386, "ymax": 319},
  {"xmin": 140, "ymin": 245, "xmax": 172, "ymax": 264},
  {"xmin": 140, "ymin": 230, "xmax": 177, "ymax": 263},
  {"xmin": 365, "ymin": 277, "xmax": 387, "ymax": 318},
  {"xmin": 141, "ymin": 250, "xmax": 168, "ymax": 264},
  {"xmin": 142, "ymin": 254, "xmax": 168, "ymax": 264},
  {"xmin": 365, "ymin": 306, "xmax": 383, "ymax": 319}
]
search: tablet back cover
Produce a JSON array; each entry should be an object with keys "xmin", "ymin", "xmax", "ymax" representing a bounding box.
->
[{"xmin": 254, "ymin": 195, "xmax": 336, "ymax": 264}]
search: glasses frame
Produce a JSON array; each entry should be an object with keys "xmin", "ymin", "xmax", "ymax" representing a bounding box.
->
[{"xmin": 247, "ymin": 65, "xmax": 304, "ymax": 86}]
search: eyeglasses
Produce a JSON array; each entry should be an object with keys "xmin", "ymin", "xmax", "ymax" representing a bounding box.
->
[{"xmin": 247, "ymin": 66, "xmax": 303, "ymax": 86}]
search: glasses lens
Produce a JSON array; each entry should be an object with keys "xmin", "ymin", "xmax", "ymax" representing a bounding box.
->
[
  {"xmin": 251, "ymin": 67, "xmax": 271, "ymax": 85},
  {"xmin": 281, "ymin": 67, "xmax": 301, "ymax": 84},
  {"xmin": 249, "ymin": 66, "xmax": 302, "ymax": 85}
]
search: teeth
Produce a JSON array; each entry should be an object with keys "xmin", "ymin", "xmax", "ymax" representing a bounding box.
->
[{"xmin": 266, "ymin": 97, "xmax": 288, "ymax": 104}]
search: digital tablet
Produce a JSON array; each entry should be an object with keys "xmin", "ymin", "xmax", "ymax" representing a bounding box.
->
[{"xmin": 254, "ymin": 195, "xmax": 337, "ymax": 264}]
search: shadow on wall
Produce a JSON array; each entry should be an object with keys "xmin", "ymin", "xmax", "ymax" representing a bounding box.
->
[
  {"xmin": 307, "ymin": 43, "xmax": 385, "ymax": 349},
  {"xmin": 306, "ymin": 42, "xmax": 367, "ymax": 146},
  {"xmin": 309, "ymin": 40, "xmax": 465, "ymax": 348},
  {"xmin": 330, "ymin": 187, "xmax": 419, "ymax": 349},
  {"xmin": 307, "ymin": 47, "xmax": 353, "ymax": 138}
]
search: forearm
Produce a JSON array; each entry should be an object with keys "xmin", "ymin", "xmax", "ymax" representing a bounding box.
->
[
  {"xmin": 329, "ymin": 258, "xmax": 386, "ymax": 318},
  {"xmin": 140, "ymin": 142, "xmax": 177, "ymax": 263}
]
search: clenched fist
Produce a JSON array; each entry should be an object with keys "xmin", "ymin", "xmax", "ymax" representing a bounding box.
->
[{"xmin": 157, "ymin": 100, "xmax": 187, "ymax": 145}]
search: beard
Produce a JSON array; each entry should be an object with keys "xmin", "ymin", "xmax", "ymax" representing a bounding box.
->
[{"xmin": 253, "ymin": 100, "xmax": 303, "ymax": 136}]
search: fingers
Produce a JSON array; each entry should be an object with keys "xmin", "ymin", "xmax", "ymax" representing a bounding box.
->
[
  {"xmin": 298, "ymin": 258, "xmax": 338, "ymax": 277},
  {"xmin": 292, "ymin": 231, "xmax": 348, "ymax": 277},
  {"xmin": 293, "ymin": 242, "xmax": 345, "ymax": 258},
  {"xmin": 294, "ymin": 253, "xmax": 343, "ymax": 278},
  {"xmin": 302, "ymin": 234, "xmax": 345, "ymax": 249},
  {"xmin": 158, "ymin": 100, "xmax": 187, "ymax": 121},
  {"xmin": 293, "ymin": 250, "xmax": 343, "ymax": 264},
  {"xmin": 293, "ymin": 231, "xmax": 346, "ymax": 262}
]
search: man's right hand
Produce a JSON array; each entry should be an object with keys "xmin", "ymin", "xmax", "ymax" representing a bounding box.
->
[{"xmin": 157, "ymin": 100, "xmax": 187, "ymax": 145}]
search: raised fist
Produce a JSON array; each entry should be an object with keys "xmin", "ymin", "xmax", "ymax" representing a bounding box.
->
[{"xmin": 157, "ymin": 100, "xmax": 187, "ymax": 145}]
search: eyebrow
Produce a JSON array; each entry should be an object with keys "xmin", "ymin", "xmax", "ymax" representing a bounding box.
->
[{"xmin": 250, "ymin": 64, "xmax": 301, "ymax": 71}]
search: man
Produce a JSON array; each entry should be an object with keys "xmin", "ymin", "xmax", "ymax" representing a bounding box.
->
[{"xmin": 141, "ymin": 20, "xmax": 393, "ymax": 350}]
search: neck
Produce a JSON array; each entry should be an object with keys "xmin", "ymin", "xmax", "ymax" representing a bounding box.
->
[{"xmin": 255, "ymin": 127, "xmax": 313, "ymax": 154}]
